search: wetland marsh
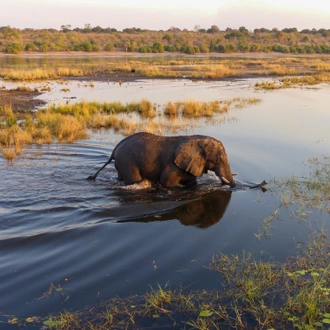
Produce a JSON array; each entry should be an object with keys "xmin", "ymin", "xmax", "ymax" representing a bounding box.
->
[{"xmin": 1, "ymin": 55, "xmax": 330, "ymax": 329}]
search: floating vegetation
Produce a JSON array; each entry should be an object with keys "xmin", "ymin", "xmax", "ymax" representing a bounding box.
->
[
  {"xmin": 0, "ymin": 97, "xmax": 260, "ymax": 161},
  {"xmin": 271, "ymin": 155, "xmax": 330, "ymax": 214}
]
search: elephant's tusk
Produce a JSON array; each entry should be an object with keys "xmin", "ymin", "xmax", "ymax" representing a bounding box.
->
[{"xmin": 220, "ymin": 176, "xmax": 231, "ymax": 184}]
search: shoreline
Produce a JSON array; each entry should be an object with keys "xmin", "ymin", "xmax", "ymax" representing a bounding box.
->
[{"xmin": 1, "ymin": 51, "xmax": 330, "ymax": 59}]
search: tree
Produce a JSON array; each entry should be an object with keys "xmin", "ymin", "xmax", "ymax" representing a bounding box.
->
[
  {"xmin": 207, "ymin": 25, "xmax": 220, "ymax": 34},
  {"xmin": 162, "ymin": 33, "xmax": 172, "ymax": 44},
  {"xmin": 238, "ymin": 26, "xmax": 249, "ymax": 36},
  {"xmin": 194, "ymin": 25, "xmax": 201, "ymax": 32},
  {"xmin": 60, "ymin": 24, "xmax": 71, "ymax": 32},
  {"xmin": 152, "ymin": 41, "xmax": 164, "ymax": 53},
  {"xmin": 6, "ymin": 43, "xmax": 23, "ymax": 54}
]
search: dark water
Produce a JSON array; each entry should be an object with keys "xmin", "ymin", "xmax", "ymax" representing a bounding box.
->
[{"xmin": 1, "ymin": 75, "xmax": 330, "ymax": 325}]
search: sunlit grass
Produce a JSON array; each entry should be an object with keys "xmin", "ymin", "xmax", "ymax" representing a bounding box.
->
[
  {"xmin": 2, "ymin": 56, "xmax": 330, "ymax": 82},
  {"xmin": 0, "ymin": 97, "xmax": 260, "ymax": 161},
  {"xmin": 0, "ymin": 68, "xmax": 87, "ymax": 81},
  {"xmin": 192, "ymin": 64, "xmax": 235, "ymax": 78},
  {"xmin": 255, "ymin": 73, "xmax": 330, "ymax": 90}
]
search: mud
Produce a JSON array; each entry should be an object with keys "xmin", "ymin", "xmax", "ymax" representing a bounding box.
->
[{"xmin": 0, "ymin": 89, "xmax": 46, "ymax": 112}]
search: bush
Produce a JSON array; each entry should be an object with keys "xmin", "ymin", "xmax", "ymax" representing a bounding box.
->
[
  {"xmin": 25, "ymin": 43, "xmax": 37, "ymax": 52},
  {"xmin": 139, "ymin": 45, "xmax": 152, "ymax": 53},
  {"xmin": 272, "ymin": 44, "xmax": 290, "ymax": 53},
  {"xmin": 180, "ymin": 44, "xmax": 196, "ymax": 54},
  {"xmin": 6, "ymin": 43, "xmax": 23, "ymax": 54},
  {"xmin": 249, "ymin": 44, "xmax": 262, "ymax": 52},
  {"xmin": 164, "ymin": 45, "xmax": 177, "ymax": 52},
  {"xmin": 304, "ymin": 45, "xmax": 315, "ymax": 54},
  {"xmin": 79, "ymin": 41, "xmax": 93, "ymax": 52},
  {"xmin": 104, "ymin": 42, "xmax": 114, "ymax": 51},
  {"xmin": 152, "ymin": 41, "xmax": 164, "ymax": 53}
]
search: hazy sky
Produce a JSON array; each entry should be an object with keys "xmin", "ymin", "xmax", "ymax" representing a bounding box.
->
[{"xmin": 1, "ymin": 0, "xmax": 330, "ymax": 31}]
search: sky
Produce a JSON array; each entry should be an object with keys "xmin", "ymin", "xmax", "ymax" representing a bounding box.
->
[{"xmin": 1, "ymin": 0, "xmax": 330, "ymax": 31}]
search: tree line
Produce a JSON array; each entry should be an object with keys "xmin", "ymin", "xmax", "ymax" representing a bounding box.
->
[{"xmin": 1, "ymin": 25, "xmax": 330, "ymax": 55}]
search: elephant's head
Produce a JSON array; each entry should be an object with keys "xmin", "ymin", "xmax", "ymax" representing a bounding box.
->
[{"xmin": 174, "ymin": 137, "xmax": 236, "ymax": 187}]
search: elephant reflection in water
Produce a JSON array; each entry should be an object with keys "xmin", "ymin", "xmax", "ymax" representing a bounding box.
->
[{"xmin": 117, "ymin": 190, "xmax": 231, "ymax": 229}]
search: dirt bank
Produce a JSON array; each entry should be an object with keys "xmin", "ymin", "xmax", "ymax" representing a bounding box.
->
[{"xmin": 0, "ymin": 89, "xmax": 46, "ymax": 112}]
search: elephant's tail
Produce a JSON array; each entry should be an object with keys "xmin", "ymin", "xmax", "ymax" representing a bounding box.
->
[{"xmin": 87, "ymin": 154, "xmax": 114, "ymax": 180}]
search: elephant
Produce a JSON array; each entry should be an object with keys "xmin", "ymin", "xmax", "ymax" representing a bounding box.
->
[
  {"xmin": 87, "ymin": 132, "xmax": 236, "ymax": 188},
  {"xmin": 115, "ymin": 190, "xmax": 232, "ymax": 228}
]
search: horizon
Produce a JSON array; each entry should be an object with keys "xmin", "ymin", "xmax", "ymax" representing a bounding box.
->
[{"xmin": 1, "ymin": 0, "xmax": 330, "ymax": 31}]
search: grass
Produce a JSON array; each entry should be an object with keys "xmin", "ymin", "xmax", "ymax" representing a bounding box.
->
[
  {"xmin": 271, "ymin": 155, "xmax": 330, "ymax": 213},
  {"xmin": 0, "ymin": 68, "xmax": 86, "ymax": 81},
  {"xmin": 0, "ymin": 97, "xmax": 260, "ymax": 161},
  {"xmin": 2, "ymin": 56, "xmax": 330, "ymax": 83},
  {"xmin": 8, "ymin": 229, "xmax": 330, "ymax": 329},
  {"xmin": 255, "ymin": 73, "xmax": 330, "ymax": 90}
]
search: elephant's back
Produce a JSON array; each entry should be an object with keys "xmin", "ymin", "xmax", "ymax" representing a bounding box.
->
[{"xmin": 113, "ymin": 132, "xmax": 181, "ymax": 180}]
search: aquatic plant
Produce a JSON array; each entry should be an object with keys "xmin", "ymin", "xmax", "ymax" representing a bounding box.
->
[{"xmin": 7, "ymin": 228, "xmax": 330, "ymax": 329}]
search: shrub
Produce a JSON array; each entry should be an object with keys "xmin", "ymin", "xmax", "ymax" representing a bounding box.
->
[
  {"xmin": 139, "ymin": 45, "xmax": 152, "ymax": 53},
  {"xmin": 152, "ymin": 41, "xmax": 164, "ymax": 53},
  {"xmin": 25, "ymin": 43, "xmax": 37, "ymax": 52},
  {"xmin": 180, "ymin": 44, "xmax": 196, "ymax": 54},
  {"xmin": 6, "ymin": 43, "xmax": 23, "ymax": 54},
  {"xmin": 104, "ymin": 42, "xmax": 114, "ymax": 51},
  {"xmin": 80, "ymin": 41, "xmax": 93, "ymax": 52},
  {"xmin": 164, "ymin": 45, "xmax": 177, "ymax": 52}
]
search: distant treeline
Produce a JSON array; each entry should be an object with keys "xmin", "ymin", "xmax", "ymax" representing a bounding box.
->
[{"xmin": 1, "ymin": 25, "xmax": 330, "ymax": 55}]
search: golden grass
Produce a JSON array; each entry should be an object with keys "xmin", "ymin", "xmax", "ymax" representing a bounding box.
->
[
  {"xmin": 255, "ymin": 73, "xmax": 330, "ymax": 90},
  {"xmin": 36, "ymin": 110, "xmax": 87, "ymax": 142},
  {"xmin": 192, "ymin": 64, "xmax": 235, "ymax": 79},
  {"xmin": 0, "ymin": 68, "xmax": 88, "ymax": 81},
  {"xmin": 164, "ymin": 101, "xmax": 180, "ymax": 117},
  {"xmin": 138, "ymin": 98, "xmax": 156, "ymax": 118},
  {"xmin": 263, "ymin": 64, "xmax": 297, "ymax": 76},
  {"xmin": 2, "ymin": 56, "xmax": 330, "ymax": 83},
  {"xmin": 0, "ymin": 97, "xmax": 261, "ymax": 161},
  {"xmin": 16, "ymin": 85, "xmax": 31, "ymax": 92}
]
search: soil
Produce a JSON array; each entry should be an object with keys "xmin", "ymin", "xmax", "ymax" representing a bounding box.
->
[{"xmin": 0, "ymin": 89, "xmax": 46, "ymax": 112}]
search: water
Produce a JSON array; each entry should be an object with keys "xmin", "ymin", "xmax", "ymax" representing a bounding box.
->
[{"xmin": 1, "ymin": 63, "xmax": 330, "ymax": 324}]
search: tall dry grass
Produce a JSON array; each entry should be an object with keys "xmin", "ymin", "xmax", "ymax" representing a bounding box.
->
[
  {"xmin": 0, "ymin": 68, "xmax": 87, "ymax": 81},
  {"xmin": 192, "ymin": 65, "xmax": 235, "ymax": 79}
]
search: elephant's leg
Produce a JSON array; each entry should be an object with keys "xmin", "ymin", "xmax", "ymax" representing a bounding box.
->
[
  {"xmin": 123, "ymin": 168, "xmax": 143, "ymax": 185},
  {"xmin": 115, "ymin": 158, "xmax": 143, "ymax": 185},
  {"xmin": 159, "ymin": 165, "xmax": 182, "ymax": 187},
  {"xmin": 180, "ymin": 177, "xmax": 197, "ymax": 187},
  {"xmin": 115, "ymin": 164, "xmax": 123, "ymax": 181}
]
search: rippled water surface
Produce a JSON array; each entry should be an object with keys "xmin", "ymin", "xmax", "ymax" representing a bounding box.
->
[{"xmin": 1, "ymin": 66, "xmax": 330, "ymax": 325}]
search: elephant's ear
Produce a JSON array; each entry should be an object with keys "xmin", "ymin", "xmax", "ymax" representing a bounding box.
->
[{"xmin": 174, "ymin": 140, "xmax": 206, "ymax": 177}]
